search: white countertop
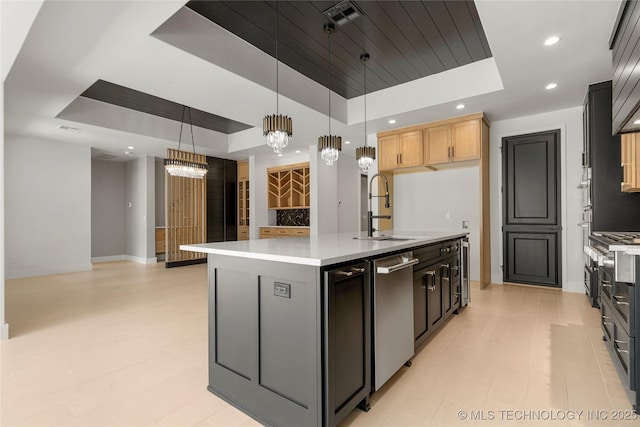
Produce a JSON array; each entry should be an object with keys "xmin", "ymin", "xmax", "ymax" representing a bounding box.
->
[
  {"xmin": 181, "ymin": 230, "xmax": 467, "ymax": 266},
  {"xmin": 260, "ymin": 225, "xmax": 310, "ymax": 228}
]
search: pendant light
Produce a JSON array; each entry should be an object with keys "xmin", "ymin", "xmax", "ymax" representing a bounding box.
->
[
  {"xmin": 164, "ymin": 105, "xmax": 208, "ymax": 179},
  {"xmin": 263, "ymin": 2, "xmax": 292, "ymax": 154},
  {"xmin": 356, "ymin": 52, "xmax": 375, "ymax": 172},
  {"xmin": 318, "ymin": 23, "xmax": 342, "ymax": 166}
]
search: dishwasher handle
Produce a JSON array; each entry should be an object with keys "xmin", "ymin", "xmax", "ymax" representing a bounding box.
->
[{"xmin": 376, "ymin": 258, "xmax": 419, "ymax": 274}]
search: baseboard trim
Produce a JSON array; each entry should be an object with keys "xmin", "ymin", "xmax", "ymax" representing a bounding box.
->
[
  {"xmin": 125, "ymin": 255, "xmax": 158, "ymax": 265},
  {"xmin": 92, "ymin": 255, "xmax": 126, "ymax": 263},
  {"xmin": 6, "ymin": 263, "xmax": 93, "ymax": 280},
  {"xmin": 165, "ymin": 258, "xmax": 206, "ymax": 268},
  {"xmin": 0, "ymin": 323, "xmax": 9, "ymax": 340}
]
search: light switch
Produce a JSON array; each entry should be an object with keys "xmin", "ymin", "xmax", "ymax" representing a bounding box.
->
[
  {"xmin": 127, "ymin": 202, "xmax": 132, "ymax": 208},
  {"xmin": 445, "ymin": 212, "xmax": 451, "ymax": 220}
]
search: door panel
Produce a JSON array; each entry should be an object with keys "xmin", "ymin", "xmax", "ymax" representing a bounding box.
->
[
  {"xmin": 503, "ymin": 130, "xmax": 561, "ymax": 288},
  {"xmin": 399, "ymin": 131, "xmax": 423, "ymax": 167},
  {"xmin": 378, "ymin": 136, "xmax": 398, "ymax": 171},
  {"xmin": 424, "ymin": 125, "xmax": 451, "ymax": 165},
  {"xmin": 452, "ymin": 120, "xmax": 480, "ymax": 161},
  {"xmin": 505, "ymin": 232, "xmax": 558, "ymax": 285}
]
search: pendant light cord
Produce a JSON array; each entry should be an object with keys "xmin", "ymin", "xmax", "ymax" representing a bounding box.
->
[
  {"xmin": 176, "ymin": 105, "xmax": 197, "ymax": 155},
  {"xmin": 364, "ymin": 56, "xmax": 367, "ymax": 147},
  {"xmin": 276, "ymin": 2, "xmax": 279, "ymax": 115},
  {"xmin": 328, "ymin": 27, "xmax": 332, "ymax": 136},
  {"xmin": 177, "ymin": 105, "xmax": 186, "ymax": 152}
]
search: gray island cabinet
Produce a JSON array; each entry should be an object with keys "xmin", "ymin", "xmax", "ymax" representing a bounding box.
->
[{"xmin": 182, "ymin": 231, "xmax": 467, "ymax": 427}]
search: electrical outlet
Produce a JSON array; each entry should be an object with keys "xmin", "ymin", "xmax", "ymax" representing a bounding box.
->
[
  {"xmin": 462, "ymin": 220, "xmax": 469, "ymax": 229},
  {"xmin": 445, "ymin": 212, "xmax": 451, "ymax": 220}
]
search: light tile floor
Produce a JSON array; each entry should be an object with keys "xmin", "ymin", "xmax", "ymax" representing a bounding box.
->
[{"xmin": 1, "ymin": 262, "xmax": 638, "ymax": 426}]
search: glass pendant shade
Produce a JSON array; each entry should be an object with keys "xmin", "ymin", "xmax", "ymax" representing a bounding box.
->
[
  {"xmin": 164, "ymin": 106, "xmax": 208, "ymax": 179},
  {"xmin": 356, "ymin": 146, "xmax": 375, "ymax": 172},
  {"xmin": 263, "ymin": 113, "xmax": 292, "ymax": 153},
  {"xmin": 164, "ymin": 157, "xmax": 208, "ymax": 179},
  {"xmin": 319, "ymin": 135, "xmax": 342, "ymax": 166}
]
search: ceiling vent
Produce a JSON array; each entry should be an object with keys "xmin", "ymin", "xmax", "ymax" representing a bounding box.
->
[{"xmin": 323, "ymin": 0, "xmax": 364, "ymax": 27}]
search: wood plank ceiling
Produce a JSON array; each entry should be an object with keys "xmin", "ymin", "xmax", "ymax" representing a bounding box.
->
[
  {"xmin": 80, "ymin": 79, "xmax": 253, "ymax": 134},
  {"xmin": 187, "ymin": 0, "xmax": 492, "ymax": 99}
]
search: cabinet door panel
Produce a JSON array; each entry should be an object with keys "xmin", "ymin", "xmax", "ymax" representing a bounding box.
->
[
  {"xmin": 413, "ymin": 268, "xmax": 428, "ymax": 341},
  {"xmin": 425, "ymin": 125, "xmax": 451, "ymax": 165},
  {"xmin": 378, "ymin": 136, "xmax": 399, "ymax": 171},
  {"xmin": 427, "ymin": 266, "xmax": 443, "ymax": 328},
  {"xmin": 399, "ymin": 131, "xmax": 423, "ymax": 168},
  {"xmin": 452, "ymin": 120, "xmax": 480, "ymax": 161}
]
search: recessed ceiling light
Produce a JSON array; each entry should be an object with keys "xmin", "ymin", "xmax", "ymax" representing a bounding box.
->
[
  {"xmin": 388, "ymin": 119, "xmax": 396, "ymax": 124},
  {"xmin": 634, "ymin": 120, "xmax": 640, "ymax": 125},
  {"xmin": 278, "ymin": 153, "xmax": 283, "ymax": 157},
  {"xmin": 545, "ymin": 83, "xmax": 558, "ymax": 90},
  {"xmin": 456, "ymin": 104, "xmax": 465, "ymax": 110},
  {"xmin": 58, "ymin": 125, "xmax": 81, "ymax": 132},
  {"xmin": 127, "ymin": 146, "xmax": 134, "ymax": 150},
  {"xmin": 295, "ymin": 150, "xmax": 301, "ymax": 154},
  {"xmin": 124, "ymin": 151, "xmax": 131, "ymax": 155},
  {"xmin": 544, "ymin": 36, "xmax": 560, "ymax": 46},
  {"xmin": 345, "ymin": 140, "xmax": 351, "ymax": 144}
]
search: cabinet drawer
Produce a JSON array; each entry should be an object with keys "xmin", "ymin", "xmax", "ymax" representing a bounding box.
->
[
  {"xmin": 292, "ymin": 228, "xmax": 310, "ymax": 236},
  {"xmin": 276, "ymin": 229, "xmax": 292, "ymax": 237}
]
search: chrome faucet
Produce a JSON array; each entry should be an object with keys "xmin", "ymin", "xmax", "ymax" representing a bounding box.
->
[{"xmin": 368, "ymin": 173, "xmax": 391, "ymax": 237}]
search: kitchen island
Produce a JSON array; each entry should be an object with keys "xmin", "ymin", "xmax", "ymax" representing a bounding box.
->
[{"xmin": 182, "ymin": 231, "xmax": 468, "ymax": 427}]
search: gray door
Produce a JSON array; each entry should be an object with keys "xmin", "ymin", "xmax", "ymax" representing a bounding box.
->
[{"xmin": 502, "ymin": 130, "xmax": 561, "ymax": 287}]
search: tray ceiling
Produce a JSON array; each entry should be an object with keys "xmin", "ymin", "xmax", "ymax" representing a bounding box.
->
[{"xmin": 186, "ymin": 0, "xmax": 492, "ymax": 99}]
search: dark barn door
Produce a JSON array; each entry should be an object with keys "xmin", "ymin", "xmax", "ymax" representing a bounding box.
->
[{"xmin": 503, "ymin": 130, "xmax": 561, "ymax": 288}]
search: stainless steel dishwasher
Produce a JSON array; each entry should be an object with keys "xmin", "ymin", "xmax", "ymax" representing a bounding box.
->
[{"xmin": 372, "ymin": 252, "xmax": 419, "ymax": 391}]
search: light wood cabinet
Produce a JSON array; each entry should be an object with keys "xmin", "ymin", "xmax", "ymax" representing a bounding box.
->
[
  {"xmin": 237, "ymin": 160, "xmax": 250, "ymax": 240},
  {"xmin": 621, "ymin": 133, "xmax": 640, "ymax": 192},
  {"xmin": 259, "ymin": 227, "xmax": 310, "ymax": 239},
  {"xmin": 155, "ymin": 228, "xmax": 165, "ymax": 255},
  {"xmin": 267, "ymin": 162, "xmax": 310, "ymax": 209},
  {"xmin": 424, "ymin": 119, "xmax": 481, "ymax": 166},
  {"xmin": 378, "ymin": 131, "xmax": 423, "ymax": 171}
]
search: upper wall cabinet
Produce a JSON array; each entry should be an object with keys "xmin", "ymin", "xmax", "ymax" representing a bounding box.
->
[
  {"xmin": 378, "ymin": 131, "xmax": 423, "ymax": 171},
  {"xmin": 379, "ymin": 113, "xmax": 487, "ymax": 171},
  {"xmin": 267, "ymin": 162, "xmax": 310, "ymax": 209},
  {"xmin": 424, "ymin": 120, "xmax": 481, "ymax": 166},
  {"xmin": 621, "ymin": 133, "xmax": 640, "ymax": 192},
  {"xmin": 611, "ymin": 1, "xmax": 640, "ymax": 133}
]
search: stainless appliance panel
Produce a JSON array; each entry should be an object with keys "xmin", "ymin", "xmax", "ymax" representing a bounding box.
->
[{"xmin": 373, "ymin": 252, "xmax": 416, "ymax": 391}]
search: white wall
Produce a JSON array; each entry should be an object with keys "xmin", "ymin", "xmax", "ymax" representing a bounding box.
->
[
  {"xmin": 337, "ymin": 152, "xmax": 360, "ymax": 233},
  {"xmin": 310, "ymin": 145, "xmax": 338, "ymax": 235},
  {"xmin": 393, "ymin": 167, "xmax": 481, "ymax": 281},
  {"xmin": 489, "ymin": 106, "xmax": 583, "ymax": 292},
  {"xmin": 5, "ymin": 136, "xmax": 92, "ymax": 279},
  {"xmin": 124, "ymin": 156, "xmax": 156, "ymax": 263},
  {"xmin": 91, "ymin": 159, "xmax": 125, "ymax": 259},
  {"xmin": 0, "ymin": 56, "xmax": 6, "ymax": 339}
]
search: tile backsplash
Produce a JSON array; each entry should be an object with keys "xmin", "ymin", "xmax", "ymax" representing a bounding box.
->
[{"xmin": 277, "ymin": 209, "xmax": 310, "ymax": 226}]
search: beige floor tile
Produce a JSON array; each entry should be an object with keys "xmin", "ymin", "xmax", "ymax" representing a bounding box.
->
[{"xmin": 3, "ymin": 265, "xmax": 636, "ymax": 427}]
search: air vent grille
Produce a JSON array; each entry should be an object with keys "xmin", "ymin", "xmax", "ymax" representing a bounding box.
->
[{"xmin": 323, "ymin": 0, "xmax": 363, "ymax": 27}]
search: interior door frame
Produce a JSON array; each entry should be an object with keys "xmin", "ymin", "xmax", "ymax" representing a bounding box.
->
[{"xmin": 501, "ymin": 128, "xmax": 563, "ymax": 288}]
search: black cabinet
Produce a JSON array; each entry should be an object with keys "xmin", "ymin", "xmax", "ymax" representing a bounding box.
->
[
  {"xmin": 585, "ymin": 82, "xmax": 640, "ymax": 231},
  {"xmin": 206, "ymin": 157, "xmax": 237, "ymax": 242},
  {"xmin": 413, "ymin": 239, "xmax": 463, "ymax": 348},
  {"xmin": 324, "ymin": 261, "xmax": 371, "ymax": 427}
]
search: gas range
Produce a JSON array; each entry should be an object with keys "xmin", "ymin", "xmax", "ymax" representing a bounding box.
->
[
  {"xmin": 589, "ymin": 232, "xmax": 639, "ymax": 284},
  {"xmin": 591, "ymin": 232, "xmax": 640, "ymax": 250}
]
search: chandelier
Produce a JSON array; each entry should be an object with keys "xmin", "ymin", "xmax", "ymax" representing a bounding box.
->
[
  {"xmin": 318, "ymin": 23, "xmax": 342, "ymax": 166},
  {"xmin": 164, "ymin": 106, "xmax": 208, "ymax": 179},
  {"xmin": 355, "ymin": 52, "xmax": 375, "ymax": 172},
  {"xmin": 263, "ymin": 3, "xmax": 292, "ymax": 154}
]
